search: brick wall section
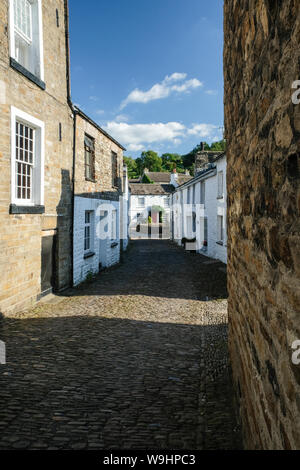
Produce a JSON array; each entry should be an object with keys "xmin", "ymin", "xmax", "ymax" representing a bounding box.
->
[
  {"xmin": 0, "ymin": 0, "xmax": 73, "ymax": 314},
  {"xmin": 224, "ymin": 0, "xmax": 300, "ymax": 449}
]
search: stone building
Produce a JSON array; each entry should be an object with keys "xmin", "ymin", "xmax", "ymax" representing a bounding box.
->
[
  {"xmin": 224, "ymin": 0, "xmax": 300, "ymax": 449},
  {"xmin": 73, "ymin": 107, "xmax": 127, "ymax": 285},
  {"xmin": 0, "ymin": 0, "xmax": 74, "ymax": 314}
]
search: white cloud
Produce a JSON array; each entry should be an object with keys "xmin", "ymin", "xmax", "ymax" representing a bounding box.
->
[
  {"xmin": 105, "ymin": 120, "xmax": 221, "ymax": 151},
  {"xmin": 205, "ymin": 89, "xmax": 218, "ymax": 96},
  {"xmin": 120, "ymin": 73, "xmax": 203, "ymax": 109},
  {"xmin": 127, "ymin": 143, "xmax": 144, "ymax": 152},
  {"xmin": 115, "ymin": 114, "xmax": 130, "ymax": 122},
  {"xmin": 163, "ymin": 72, "xmax": 187, "ymax": 83},
  {"xmin": 105, "ymin": 121, "xmax": 186, "ymax": 148},
  {"xmin": 188, "ymin": 123, "xmax": 219, "ymax": 138}
]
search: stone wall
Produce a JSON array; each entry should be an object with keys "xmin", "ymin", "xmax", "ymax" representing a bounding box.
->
[
  {"xmin": 224, "ymin": 0, "xmax": 300, "ymax": 449},
  {"xmin": 0, "ymin": 0, "xmax": 73, "ymax": 314},
  {"xmin": 74, "ymin": 113, "xmax": 124, "ymax": 200}
]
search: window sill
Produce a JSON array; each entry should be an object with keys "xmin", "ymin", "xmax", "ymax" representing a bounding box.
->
[
  {"xmin": 217, "ymin": 196, "xmax": 224, "ymax": 200},
  {"xmin": 216, "ymin": 241, "xmax": 224, "ymax": 246},
  {"xmin": 10, "ymin": 58, "xmax": 46, "ymax": 90},
  {"xmin": 9, "ymin": 204, "xmax": 45, "ymax": 215},
  {"xmin": 84, "ymin": 251, "xmax": 95, "ymax": 259},
  {"xmin": 85, "ymin": 178, "xmax": 96, "ymax": 183}
]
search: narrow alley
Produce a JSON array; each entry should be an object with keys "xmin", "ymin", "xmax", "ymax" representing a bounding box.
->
[{"xmin": 0, "ymin": 240, "xmax": 241, "ymax": 450}]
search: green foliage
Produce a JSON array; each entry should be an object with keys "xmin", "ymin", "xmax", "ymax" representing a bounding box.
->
[
  {"xmin": 126, "ymin": 140, "xmax": 226, "ymax": 178},
  {"xmin": 148, "ymin": 215, "xmax": 152, "ymax": 224},
  {"xmin": 210, "ymin": 139, "xmax": 226, "ymax": 151},
  {"xmin": 141, "ymin": 150, "xmax": 162, "ymax": 172},
  {"xmin": 151, "ymin": 205, "xmax": 165, "ymax": 214},
  {"xmin": 123, "ymin": 156, "xmax": 139, "ymax": 179},
  {"xmin": 141, "ymin": 173, "xmax": 154, "ymax": 184}
]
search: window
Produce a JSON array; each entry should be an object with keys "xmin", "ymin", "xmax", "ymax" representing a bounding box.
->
[
  {"xmin": 137, "ymin": 197, "xmax": 145, "ymax": 208},
  {"xmin": 10, "ymin": 0, "xmax": 44, "ymax": 81},
  {"xmin": 11, "ymin": 106, "xmax": 44, "ymax": 207},
  {"xmin": 187, "ymin": 187, "xmax": 190, "ymax": 204},
  {"xmin": 217, "ymin": 215, "xmax": 224, "ymax": 243},
  {"xmin": 164, "ymin": 197, "xmax": 170, "ymax": 207},
  {"xmin": 111, "ymin": 151, "xmax": 118, "ymax": 187},
  {"xmin": 84, "ymin": 134, "xmax": 95, "ymax": 181},
  {"xmin": 14, "ymin": 0, "xmax": 32, "ymax": 42},
  {"xmin": 192, "ymin": 185, "xmax": 195, "ymax": 204},
  {"xmin": 84, "ymin": 211, "xmax": 94, "ymax": 252},
  {"xmin": 217, "ymin": 171, "xmax": 224, "ymax": 198},
  {"xmin": 200, "ymin": 181, "xmax": 205, "ymax": 205},
  {"xmin": 192, "ymin": 212, "xmax": 196, "ymax": 234},
  {"xmin": 111, "ymin": 210, "xmax": 117, "ymax": 240}
]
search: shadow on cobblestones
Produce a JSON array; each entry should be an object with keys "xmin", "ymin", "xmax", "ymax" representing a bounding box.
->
[
  {"xmin": 68, "ymin": 240, "xmax": 228, "ymax": 301},
  {"xmin": 0, "ymin": 240, "xmax": 241, "ymax": 450}
]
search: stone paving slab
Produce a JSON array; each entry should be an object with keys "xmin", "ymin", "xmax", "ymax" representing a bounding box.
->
[{"xmin": 0, "ymin": 240, "xmax": 241, "ymax": 450}]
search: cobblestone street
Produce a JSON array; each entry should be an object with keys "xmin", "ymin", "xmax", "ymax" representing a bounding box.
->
[{"xmin": 0, "ymin": 240, "xmax": 241, "ymax": 450}]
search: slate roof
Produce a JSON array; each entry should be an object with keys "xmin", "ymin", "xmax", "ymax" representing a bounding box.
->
[
  {"xmin": 144, "ymin": 172, "xmax": 171, "ymax": 183},
  {"xmin": 129, "ymin": 183, "xmax": 174, "ymax": 195},
  {"xmin": 177, "ymin": 174, "xmax": 193, "ymax": 185}
]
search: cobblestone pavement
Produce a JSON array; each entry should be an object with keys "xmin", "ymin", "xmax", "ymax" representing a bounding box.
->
[{"xmin": 0, "ymin": 240, "xmax": 241, "ymax": 450}]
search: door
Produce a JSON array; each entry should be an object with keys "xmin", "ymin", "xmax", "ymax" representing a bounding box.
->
[{"xmin": 41, "ymin": 234, "xmax": 56, "ymax": 296}]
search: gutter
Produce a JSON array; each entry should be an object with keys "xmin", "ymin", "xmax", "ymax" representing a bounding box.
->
[
  {"xmin": 173, "ymin": 167, "xmax": 217, "ymax": 193},
  {"xmin": 74, "ymin": 106, "xmax": 126, "ymax": 151}
]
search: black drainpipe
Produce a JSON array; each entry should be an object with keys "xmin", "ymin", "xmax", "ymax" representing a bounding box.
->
[{"xmin": 64, "ymin": 0, "xmax": 76, "ymax": 287}]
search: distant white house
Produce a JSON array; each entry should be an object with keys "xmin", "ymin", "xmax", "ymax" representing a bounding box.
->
[
  {"xmin": 171, "ymin": 153, "xmax": 227, "ymax": 264},
  {"xmin": 129, "ymin": 170, "xmax": 191, "ymax": 239}
]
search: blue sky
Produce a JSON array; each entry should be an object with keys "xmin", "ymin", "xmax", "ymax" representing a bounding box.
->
[{"xmin": 69, "ymin": 0, "xmax": 224, "ymax": 158}]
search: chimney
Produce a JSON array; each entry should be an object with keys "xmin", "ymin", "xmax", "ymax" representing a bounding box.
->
[
  {"xmin": 170, "ymin": 168, "xmax": 178, "ymax": 187},
  {"xmin": 200, "ymin": 141, "xmax": 206, "ymax": 151},
  {"xmin": 185, "ymin": 169, "xmax": 190, "ymax": 176}
]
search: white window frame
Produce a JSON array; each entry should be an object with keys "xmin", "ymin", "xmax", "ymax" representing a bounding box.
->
[
  {"xmin": 164, "ymin": 197, "xmax": 170, "ymax": 207},
  {"xmin": 11, "ymin": 106, "xmax": 44, "ymax": 206},
  {"xmin": 111, "ymin": 209, "xmax": 117, "ymax": 241},
  {"xmin": 137, "ymin": 197, "xmax": 145, "ymax": 208},
  {"xmin": 14, "ymin": 0, "xmax": 33, "ymax": 44},
  {"xmin": 217, "ymin": 171, "xmax": 224, "ymax": 199},
  {"xmin": 9, "ymin": 0, "xmax": 44, "ymax": 81},
  {"xmin": 84, "ymin": 210, "xmax": 94, "ymax": 253},
  {"xmin": 217, "ymin": 215, "xmax": 224, "ymax": 243},
  {"xmin": 200, "ymin": 181, "xmax": 205, "ymax": 205}
]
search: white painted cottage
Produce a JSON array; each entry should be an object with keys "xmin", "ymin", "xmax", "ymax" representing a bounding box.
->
[
  {"xmin": 129, "ymin": 170, "xmax": 191, "ymax": 239},
  {"xmin": 171, "ymin": 153, "xmax": 227, "ymax": 264}
]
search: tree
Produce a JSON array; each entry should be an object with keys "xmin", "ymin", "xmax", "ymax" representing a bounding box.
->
[
  {"xmin": 123, "ymin": 156, "xmax": 138, "ymax": 179},
  {"xmin": 141, "ymin": 173, "xmax": 154, "ymax": 184},
  {"xmin": 210, "ymin": 139, "xmax": 226, "ymax": 151},
  {"xmin": 161, "ymin": 153, "xmax": 184, "ymax": 172},
  {"xmin": 140, "ymin": 151, "xmax": 162, "ymax": 172}
]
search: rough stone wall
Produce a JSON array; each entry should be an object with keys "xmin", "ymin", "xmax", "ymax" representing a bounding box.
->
[
  {"xmin": 74, "ymin": 114, "xmax": 123, "ymax": 201},
  {"xmin": 0, "ymin": 0, "xmax": 73, "ymax": 314},
  {"xmin": 224, "ymin": 0, "xmax": 300, "ymax": 449}
]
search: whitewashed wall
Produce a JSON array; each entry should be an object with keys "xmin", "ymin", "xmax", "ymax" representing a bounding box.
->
[
  {"xmin": 171, "ymin": 155, "xmax": 227, "ymax": 264},
  {"xmin": 129, "ymin": 194, "xmax": 171, "ymax": 238},
  {"xmin": 73, "ymin": 196, "xmax": 120, "ymax": 285},
  {"xmin": 205, "ymin": 157, "xmax": 227, "ymax": 264}
]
